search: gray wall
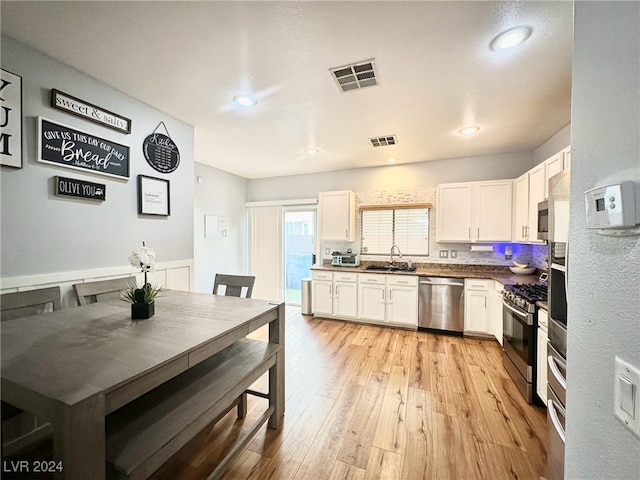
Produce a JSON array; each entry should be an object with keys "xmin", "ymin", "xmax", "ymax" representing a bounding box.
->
[
  {"xmin": 247, "ymin": 151, "xmax": 533, "ymax": 201},
  {"xmin": 534, "ymin": 123, "xmax": 571, "ymax": 165},
  {"xmin": 0, "ymin": 36, "xmax": 194, "ymax": 278},
  {"xmin": 193, "ymin": 162, "xmax": 248, "ymax": 293},
  {"xmin": 567, "ymin": 3, "xmax": 640, "ymax": 479}
]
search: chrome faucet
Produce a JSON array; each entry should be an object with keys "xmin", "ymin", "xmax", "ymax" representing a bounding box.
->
[{"xmin": 390, "ymin": 244, "xmax": 402, "ymax": 264}]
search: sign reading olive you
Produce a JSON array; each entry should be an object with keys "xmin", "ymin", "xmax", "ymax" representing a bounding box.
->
[
  {"xmin": 38, "ymin": 117, "xmax": 130, "ymax": 179},
  {"xmin": 143, "ymin": 123, "xmax": 180, "ymax": 173}
]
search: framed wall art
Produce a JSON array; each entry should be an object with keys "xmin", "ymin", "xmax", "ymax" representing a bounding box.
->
[
  {"xmin": 0, "ymin": 68, "xmax": 23, "ymax": 168},
  {"xmin": 137, "ymin": 175, "xmax": 170, "ymax": 216},
  {"xmin": 51, "ymin": 89, "xmax": 132, "ymax": 134},
  {"xmin": 38, "ymin": 117, "xmax": 130, "ymax": 179}
]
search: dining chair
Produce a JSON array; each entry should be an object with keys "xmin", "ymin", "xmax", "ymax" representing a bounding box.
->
[
  {"xmin": 212, "ymin": 274, "xmax": 255, "ymax": 299},
  {"xmin": 0, "ymin": 286, "xmax": 62, "ymax": 322},
  {"xmin": 212, "ymin": 273, "xmax": 256, "ymax": 419},
  {"xmin": 0, "ymin": 286, "xmax": 61, "ymax": 455},
  {"xmin": 73, "ymin": 277, "xmax": 134, "ymax": 306}
]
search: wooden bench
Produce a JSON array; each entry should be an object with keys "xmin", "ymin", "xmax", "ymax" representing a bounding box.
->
[{"xmin": 105, "ymin": 338, "xmax": 280, "ymax": 480}]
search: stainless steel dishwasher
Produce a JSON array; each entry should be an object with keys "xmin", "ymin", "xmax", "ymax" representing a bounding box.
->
[{"xmin": 418, "ymin": 277, "xmax": 465, "ymax": 334}]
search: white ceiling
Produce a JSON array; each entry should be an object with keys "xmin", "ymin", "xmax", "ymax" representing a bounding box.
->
[{"xmin": 1, "ymin": 1, "xmax": 573, "ymax": 179}]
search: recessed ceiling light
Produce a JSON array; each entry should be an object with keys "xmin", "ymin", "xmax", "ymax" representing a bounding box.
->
[
  {"xmin": 491, "ymin": 26, "xmax": 532, "ymax": 51},
  {"xmin": 233, "ymin": 95, "xmax": 257, "ymax": 107},
  {"xmin": 459, "ymin": 126, "xmax": 480, "ymax": 136},
  {"xmin": 305, "ymin": 148, "xmax": 319, "ymax": 155},
  {"xmin": 387, "ymin": 158, "xmax": 397, "ymax": 163}
]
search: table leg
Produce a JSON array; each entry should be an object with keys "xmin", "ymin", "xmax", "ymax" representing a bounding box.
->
[
  {"xmin": 53, "ymin": 393, "xmax": 105, "ymax": 480},
  {"xmin": 268, "ymin": 302, "xmax": 285, "ymax": 429}
]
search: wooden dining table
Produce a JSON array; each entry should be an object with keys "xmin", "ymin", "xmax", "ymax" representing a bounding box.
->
[{"xmin": 1, "ymin": 289, "xmax": 285, "ymax": 479}]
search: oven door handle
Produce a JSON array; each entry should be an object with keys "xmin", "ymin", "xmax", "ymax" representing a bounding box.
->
[
  {"xmin": 547, "ymin": 398, "xmax": 566, "ymax": 443},
  {"xmin": 501, "ymin": 298, "xmax": 533, "ymax": 324},
  {"xmin": 548, "ymin": 354, "xmax": 567, "ymax": 390}
]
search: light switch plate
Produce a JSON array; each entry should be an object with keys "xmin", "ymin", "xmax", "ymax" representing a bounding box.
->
[
  {"xmin": 614, "ymin": 356, "xmax": 640, "ymax": 438},
  {"xmin": 439, "ymin": 250, "xmax": 448, "ymax": 258}
]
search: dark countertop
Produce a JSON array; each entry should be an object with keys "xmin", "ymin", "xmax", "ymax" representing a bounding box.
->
[{"xmin": 311, "ymin": 262, "xmax": 542, "ymax": 286}]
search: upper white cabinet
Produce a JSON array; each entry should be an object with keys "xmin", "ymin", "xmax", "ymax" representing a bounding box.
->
[
  {"xmin": 562, "ymin": 145, "xmax": 571, "ymax": 170},
  {"xmin": 318, "ymin": 190, "xmax": 356, "ymax": 241},
  {"xmin": 437, "ymin": 180, "xmax": 512, "ymax": 243},
  {"xmin": 436, "ymin": 183, "xmax": 473, "ymax": 242},
  {"xmin": 544, "ymin": 145, "xmax": 571, "ymax": 198},
  {"xmin": 475, "ymin": 181, "xmax": 513, "ymax": 242},
  {"xmin": 513, "ymin": 163, "xmax": 545, "ymax": 243},
  {"xmin": 544, "ymin": 152, "xmax": 564, "ymax": 199}
]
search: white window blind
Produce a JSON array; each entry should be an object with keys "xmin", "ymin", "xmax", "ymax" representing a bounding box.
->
[{"xmin": 360, "ymin": 206, "xmax": 430, "ymax": 256}]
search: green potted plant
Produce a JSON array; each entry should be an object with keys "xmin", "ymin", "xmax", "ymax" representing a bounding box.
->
[{"xmin": 124, "ymin": 242, "xmax": 164, "ymax": 320}]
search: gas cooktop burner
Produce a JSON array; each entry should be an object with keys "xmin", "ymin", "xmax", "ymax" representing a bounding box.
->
[{"xmin": 507, "ymin": 283, "xmax": 548, "ymax": 303}]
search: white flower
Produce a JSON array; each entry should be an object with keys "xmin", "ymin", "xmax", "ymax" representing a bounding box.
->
[{"xmin": 129, "ymin": 245, "xmax": 157, "ymax": 273}]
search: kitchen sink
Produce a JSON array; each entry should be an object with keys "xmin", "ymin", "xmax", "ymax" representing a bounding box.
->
[{"xmin": 365, "ymin": 265, "xmax": 416, "ymax": 272}]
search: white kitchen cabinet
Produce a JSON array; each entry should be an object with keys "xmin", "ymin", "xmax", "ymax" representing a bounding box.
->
[
  {"xmin": 358, "ymin": 274, "xmax": 418, "ymax": 327},
  {"xmin": 436, "ymin": 183, "xmax": 473, "ymax": 242},
  {"xmin": 475, "ymin": 181, "xmax": 513, "ymax": 241},
  {"xmin": 489, "ymin": 281, "xmax": 504, "ymax": 345},
  {"xmin": 464, "ymin": 279, "xmax": 490, "ymax": 335},
  {"xmin": 385, "ymin": 276, "xmax": 418, "ymax": 327},
  {"xmin": 561, "ymin": 145, "xmax": 571, "ymax": 171},
  {"xmin": 357, "ymin": 274, "xmax": 386, "ymax": 322},
  {"xmin": 437, "ymin": 180, "xmax": 512, "ymax": 243},
  {"xmin": 537, "ymin": 308, "xmax": 549, "ymax": 404},
  {"xmin": 318, "ymin": 190, "xmax": 356, "ymax": 241},
  {"xmin": 513, "ymin": 163, "xmax": 545, "ymax": 243},
  {"xmin": 544, "ymin": 152, "xmax": 564, "ymax": 199},
  {"xmin": 311, "ymin": 271, "xmax": 357, "ymax": 319}
]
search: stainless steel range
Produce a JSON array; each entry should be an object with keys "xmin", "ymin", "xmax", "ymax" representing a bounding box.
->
[{"xmin": 502, "ymin": 283, "xmax": 548, "ymax": 404}]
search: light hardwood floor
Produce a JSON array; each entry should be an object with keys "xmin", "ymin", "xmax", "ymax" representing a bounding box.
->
[{"xmin": 151, "ymin": 306, "xmax": 548, "ymax": 480}]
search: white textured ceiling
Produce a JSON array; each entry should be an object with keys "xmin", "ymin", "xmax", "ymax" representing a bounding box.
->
[{"xmin": 1, "ymin": 1, "xmax": 573, "ymax": 179}]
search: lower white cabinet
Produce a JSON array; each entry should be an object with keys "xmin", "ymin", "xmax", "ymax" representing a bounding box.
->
[
  {"xmin": 464, "ymin": 279, "xmax": 490, "ymax": 335},
  {"xmin": 312, "ymin": 271, "xmax": 417, "ymax": 327},
  {"xmin": 384, "ymin": 275, "xmax": 419, "ymax": 327},
  {"xmin": 490, "ymin": 281, "xmax": 504, "ymax": 345},
  {"xmin": 358, "ymin": 274, "xmax": 417, "ymax": 327},
  {"xmin": 537, "ymin": 308, "xmax": 549, "ymax": 404},
  {"xmin": 311, "ymin": 271, "xmax": 357, "ymax": 319}
]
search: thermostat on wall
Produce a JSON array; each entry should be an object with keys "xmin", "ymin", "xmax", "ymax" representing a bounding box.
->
[{"xmin": 584, "ymin": 181, "xmax": 637, "ymax": 229}]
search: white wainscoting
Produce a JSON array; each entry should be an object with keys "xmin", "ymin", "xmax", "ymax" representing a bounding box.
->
[{"xmin": 0, "ymin": 259, "xmax": 194, "ymax": 309}]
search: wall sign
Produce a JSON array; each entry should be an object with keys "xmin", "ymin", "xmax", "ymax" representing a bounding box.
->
[
  {"xmin": 0, "ymin": 69, "xmax": 23, "ymax": 168},
  {"xmin": 143, "ymin": 122, "xmax": 180, "ymax": 173},
  {"xmin": 38, "ymin": 117, "xmax": 130, "ymax": 180},
  {"xmin": 137, "ymin": 175, "xmax": 170, "ymax": 216},
  {"xmin": 51, "ymin": 89, "xmax": 132, "ymax": 134},
  {"xmin": 55, "ymin": 176, "xmax": 106, "ymax": 201}
]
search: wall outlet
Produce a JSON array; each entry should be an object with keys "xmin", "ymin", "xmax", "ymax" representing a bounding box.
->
[
  {"xmin": 439, "ymin": 250, "xmax": 449, "ymax": 258},
  {"xmin": 324, "ymin": 248, "xmax": 330, "ymax": 255},
  {"xmin": 451, "ymin": 250, "xmax": 457, "ymax": 258}
]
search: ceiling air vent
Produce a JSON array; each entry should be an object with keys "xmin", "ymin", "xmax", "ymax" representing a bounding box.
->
[
  {"xmin": 330, "ymin": 59, "xmax": 379, "ymax": 93},
  {"xmin": 370, "ymin": 135, "xmax": 397, "ymax": 147}
]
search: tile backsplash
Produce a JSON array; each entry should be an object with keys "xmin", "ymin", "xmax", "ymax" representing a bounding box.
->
[{"xmin": 320, "ymin": 187, "xmax": 549, "ymax": 268}]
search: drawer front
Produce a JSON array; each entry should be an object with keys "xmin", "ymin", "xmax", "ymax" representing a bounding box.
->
[
  {"xmin": 333, "ymin": 272, "xmax": 358, "ymax": 283},
  {"xmin": 312, "ymin": 271, "xmax": 333, "ymax": 281},
  {"xmin": 465, "ymin": 278, "xmax": 490, "ymax": 291},
  {"xmin": 386, "ymin": 275, "xmax": 418, "ymax": 287},
  {"xmin": 358, "ymin": 274, "xmax": 386, "ymax": 285}
]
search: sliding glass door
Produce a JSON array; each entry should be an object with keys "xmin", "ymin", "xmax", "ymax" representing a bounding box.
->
[{"xmin": 283, "ymin": 209, "xmax": 316, "ymax": 304}]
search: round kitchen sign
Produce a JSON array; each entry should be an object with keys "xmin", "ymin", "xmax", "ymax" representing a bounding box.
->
[{"xmin": 142, "ymin": 133, "xmax": 180, "ymax": 173}]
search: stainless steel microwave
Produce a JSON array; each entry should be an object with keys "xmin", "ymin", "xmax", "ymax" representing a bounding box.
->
[{"xmin": 538, "ymin": 200, "xmax": 549, "ymax": 240}]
